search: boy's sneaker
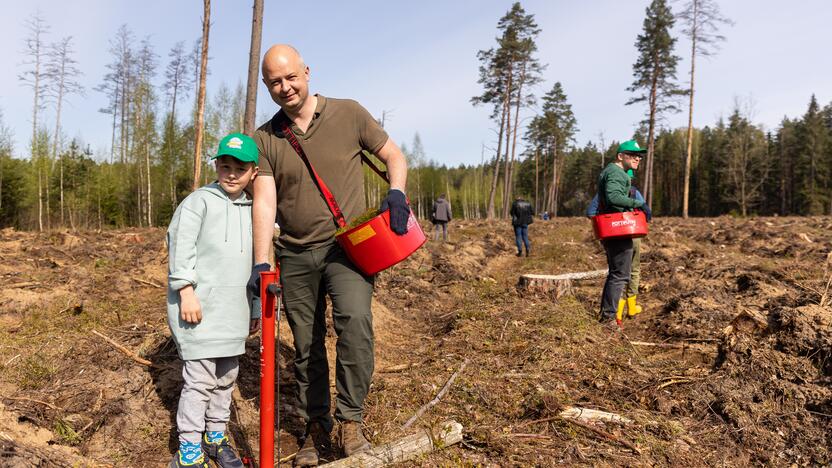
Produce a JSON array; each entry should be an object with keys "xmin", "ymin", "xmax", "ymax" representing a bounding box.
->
[
  {"xmin": 170, "ymin": 441, "xmax": 209, "ymax": 468},
  {"xmin": 202, "ymin": 432, "xmax": 244, "ymax": 468}
]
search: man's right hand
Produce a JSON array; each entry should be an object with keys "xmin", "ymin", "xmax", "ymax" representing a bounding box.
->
[{"xmin": 248, "ymin": 263, "xmax": 272, "ymax": 299}]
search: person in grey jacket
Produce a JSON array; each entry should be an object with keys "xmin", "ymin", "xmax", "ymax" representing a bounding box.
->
[
  {"xmin": 431, "ymin": 194, "xmax": 452, "ymax": 242},
  {"xmin": 166, "ymin": 133, "xmax": 259, "ymax": 468}
]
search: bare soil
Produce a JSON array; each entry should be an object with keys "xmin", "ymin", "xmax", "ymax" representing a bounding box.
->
[{"xmin": 0, "ymin": 217, "xmax": 829, "ymax": 467}]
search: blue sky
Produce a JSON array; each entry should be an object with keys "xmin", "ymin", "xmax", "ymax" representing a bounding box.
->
[{"xmin": 1, "ymin": 0, "xmax": 830, "ymax": 166}]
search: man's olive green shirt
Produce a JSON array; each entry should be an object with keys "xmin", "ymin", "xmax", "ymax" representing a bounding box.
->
[{"xmin": 254, "ymin": 95, "xmax": 389, "ymax": 249}]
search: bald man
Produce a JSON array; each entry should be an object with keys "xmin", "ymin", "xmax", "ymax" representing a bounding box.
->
[{"xmin": 248, "ymin": 45, "xmax": 409, "ymax": 466}]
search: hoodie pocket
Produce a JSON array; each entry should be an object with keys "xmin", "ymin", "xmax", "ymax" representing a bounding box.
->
[{"xmin": 196, "ymin": 286, "xmax": 249, "ymax": 342}]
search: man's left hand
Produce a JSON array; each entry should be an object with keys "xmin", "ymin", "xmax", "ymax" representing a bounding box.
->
[
  {"xmin": 642, "ymin": 204, "xmax": 653, "ymax": 222},
  {"xmin": 380, "ymin": 189, "xmax": 409, "ymax": 235}
]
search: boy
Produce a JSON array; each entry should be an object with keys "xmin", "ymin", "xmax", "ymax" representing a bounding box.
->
[{"xmin": 167, "ymin": 133, "xmax": 260, "ymax": 468}]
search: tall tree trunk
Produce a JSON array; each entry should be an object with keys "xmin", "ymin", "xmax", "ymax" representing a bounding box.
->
[
  {"xmin": 682, "ymin": 1, "xmax": 698, "ymax": 219},
  {"xmin": 37, "ymin": 167, "xmax": 43, "ymax": 232},
  {"xmin": 486, "ymin": 83, "xmax": 510, "ymax": 219},
  {"xmin": 45, "ymin": 162, "xmax": 51, "ymax": 230},
  {"xmin": 110, "ymin": 97, "xmax": 117, "ymax": 163},
  {"xmin": 644, "ymin": 63, "xmax": 659, "ymax": 207},
  {"xmin": 53, "ymin": 65, "xmax": 66, "ymax": 227},
  {"xmin": 243, "ymin": 0, "xmax": 263, "ymax": 136},
  {"xmin": 146, "ymin": 136, "xmax": 152, "ymax": 226},
  {"xmin": 120, "ymin": 69, "xmax": 127, "ymax": 164},
  {"xmin": 192, "ymin": 0, "xmax": 211, "ymax": 191},
  {"xmin": 33, "ymin": 66, "xmax": 42, "ymax": 232},
  {"xmin": 499, "ymin": 68, "xmax": 514, "ymax": 219},
  {"xmin": 503, "ymin": 62, "xmax": 525, "ymax": 218},
  {"xmin": 548, "ymin": 140, "xmax": 558, "ymax": 215},
  {"xmin": 534, "ymin": 147, "xmax": 539, "ymax": 213}
]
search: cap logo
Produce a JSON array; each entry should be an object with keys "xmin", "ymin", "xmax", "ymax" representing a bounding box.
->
[
  {"xmin": 632, "ymin": 142, "xmax": 640, "ymax": 149},
  {"xmin": 227, "ymin": 137, "xmax": 243, "ymax": 149}
]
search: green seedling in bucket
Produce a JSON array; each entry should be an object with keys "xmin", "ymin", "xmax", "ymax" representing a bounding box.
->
[{"xmin": 335, "ymin": 208, "xmax": 380, "ymax": 236}]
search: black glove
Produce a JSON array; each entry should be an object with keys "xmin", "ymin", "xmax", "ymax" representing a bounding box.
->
[
  {"xmin": 379, "ymin": 189, "xmax": 409, "ymax": 235},
  {"xmin": 247, "ymin": 263, "xmax": 272, "ymax": 299},
  {"xmin": 641, "ymin": 204, "xmax": 653, "ymax": 222}
]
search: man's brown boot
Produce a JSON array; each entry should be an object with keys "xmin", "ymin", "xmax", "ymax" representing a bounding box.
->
[
  {"xmin": 294, "ymin": 422, "xmax": 331, "ymax": 467},
  {"xmin": 337, "ymin": 420, "xmax": 371, "ymax": 456}
]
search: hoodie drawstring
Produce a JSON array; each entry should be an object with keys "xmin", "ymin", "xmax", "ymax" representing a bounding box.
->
[{"xmin": 224, "ymin": 198, "xmax": 229, "ymax": 243}]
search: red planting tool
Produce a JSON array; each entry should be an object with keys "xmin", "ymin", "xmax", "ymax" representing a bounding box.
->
[{"xmin": 259, "ymin": 270, "xmax": 281, "ymax": 467}]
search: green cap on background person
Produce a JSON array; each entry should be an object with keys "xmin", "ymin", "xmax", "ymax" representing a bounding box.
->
[
  {"xmin": 212, "ymin": 133, "xmax": 258, "ymax": 163},
  {"xmin": 617, "ymin": 140, "xmax": 647, "ymax": 155},
  {"xmin": 627, "ymin": 169, "xmax": 635, "ymax": 178}
]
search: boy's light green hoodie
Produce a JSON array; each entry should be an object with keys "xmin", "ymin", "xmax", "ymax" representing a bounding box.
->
[{"xmin": 166, "ymin": 182, "xmax": 254, "ymax": 360}]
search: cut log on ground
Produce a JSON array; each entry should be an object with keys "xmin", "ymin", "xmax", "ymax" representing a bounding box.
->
[
  {"xmin": 517, "ymin": 269, "xmax": 608, "ymax": 298},
  {"xmin": 559, "ymin": 407, "xmax": 633, "ymax": 425},
  {"xmin": 320, "ymin": 420, "xmax": 463, "ymax": 468}
]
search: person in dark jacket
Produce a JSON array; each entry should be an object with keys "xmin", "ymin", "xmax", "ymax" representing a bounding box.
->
[
  {"xmin": 510, "ymin": 196, "xmax": 534, "ymax": 257},
  {"xmin": 596, "ymin": 140, "xmax": 648, "ymax": 327},
  {"xmin": 431, "ymin": 194, "xmax": 452, "ymax": 242},
  {"xmin": 586, "ymin": 169, "xmax": 652, "ymax": 322}
]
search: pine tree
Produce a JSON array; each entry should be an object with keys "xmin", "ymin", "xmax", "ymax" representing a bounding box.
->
[
  {"xmin": 45, "ymin": 36, "xmax": 84, "ymax": 227},
  {"xmin": 626, "ymin": 0, "xmax": 685, "ymax": 207},
  {"xmin": 19, "ymin": 12, "xmax": 50, "ymax": 230},
  {"xmin": 472, "ymin": 2, "xmax": 544, "ymax": 219},
  {"xmin": 678, "ymin": 0, "xmax": 732, "ymax": 217},
  {"xmin": 472, "ymin": 47, "xmax": 508, "ymax": 219},
  {"xmin": 797, "ymin": 95, "xmax": 829, "ymax": 214},
  {"xmin": 526, "ymin": 83, "xmax": 576, "ymax": 216},
  {"xmin": 495, "ymin": 3, "xmax": 544, "ymax": 218},
  {"xmin": 193, "ymin": 0, "xmax": 211, "ymax": 191},
  {"xmin": 244, "ymin": 0, "xmax": 264, "ymax": 135}
]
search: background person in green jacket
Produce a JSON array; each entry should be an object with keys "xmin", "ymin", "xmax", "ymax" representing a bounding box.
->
[
  {"xmin": 166, "ymin": 133, "xmax": 260, "ymax": 468},
  {"xmin": 597, "ymin": 140, "xmax": 647, "ymax": 327}
]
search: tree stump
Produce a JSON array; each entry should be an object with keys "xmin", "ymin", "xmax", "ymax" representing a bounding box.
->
[{"xmin": 517, "ymin": 269, "xmax": 608, "ymax": 299}]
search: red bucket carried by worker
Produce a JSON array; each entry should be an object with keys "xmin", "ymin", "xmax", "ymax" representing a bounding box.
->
[
  {"xmin": 591, "ymin": 210, "xmax": 648, "ymax": 240},
  {"xmin": 336, "ymin": 208, "xmax": 425, "ymax": 275},
  {"xmin": 280, "ymin": 119, "xmax": 426, "ymax": 275}
]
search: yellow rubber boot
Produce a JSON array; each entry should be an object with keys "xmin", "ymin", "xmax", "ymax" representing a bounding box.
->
[
  {"xmin": 627, "ymin": 295, "xmax": 643, "ymax": 317},
  {"xmin": 615, "ymin": 298, "xmax": 626, "ymax": 326}
]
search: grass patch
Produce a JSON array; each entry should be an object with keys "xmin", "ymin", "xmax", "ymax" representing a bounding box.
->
[
  {"xmin": 54, "ymin": 418, "xmax": 82, "ymax": 445},
  {"xmin": 18, "ymin": 354, "xmax": 56, "ymax": 390}
]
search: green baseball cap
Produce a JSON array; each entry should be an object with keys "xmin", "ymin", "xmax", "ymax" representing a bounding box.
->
[
  {"xmin": 627, "ymin": 169, "xmax": 635, "ymax": 178},
  {"xmin": 617, "ymin": 139, "xmax": 647, "ymax": 154},
  {"xmin": 213, "ymin": 133, "xmax": 258, "ymax": 163}
]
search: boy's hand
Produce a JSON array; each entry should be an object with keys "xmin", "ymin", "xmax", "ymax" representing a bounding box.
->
[
  {"xmin": 179, "ymin": 286, "xmax": 202, "ymax": 324},
  {"xmin": 249, "ymin": 319, "xmax": 261, "ymax": 336}
]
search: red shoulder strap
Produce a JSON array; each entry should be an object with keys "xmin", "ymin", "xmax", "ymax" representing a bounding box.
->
[{"xmin": 278, "ymin": 118, "xmax": 348, "ymax": 228}]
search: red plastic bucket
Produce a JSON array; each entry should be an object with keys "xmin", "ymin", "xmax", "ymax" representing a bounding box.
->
[
  {"xmin": 336, "ymin": 209, "xmax": 426, "ymax": 275},
  {"xmin": 591, "ymin": 210, "xmax": 648, "ymax": 240}
]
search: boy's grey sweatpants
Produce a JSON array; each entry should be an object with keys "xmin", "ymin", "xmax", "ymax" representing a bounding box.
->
[{"xmin": 177, "ymin": 356, "xmax": 239, "ymax": 443}]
